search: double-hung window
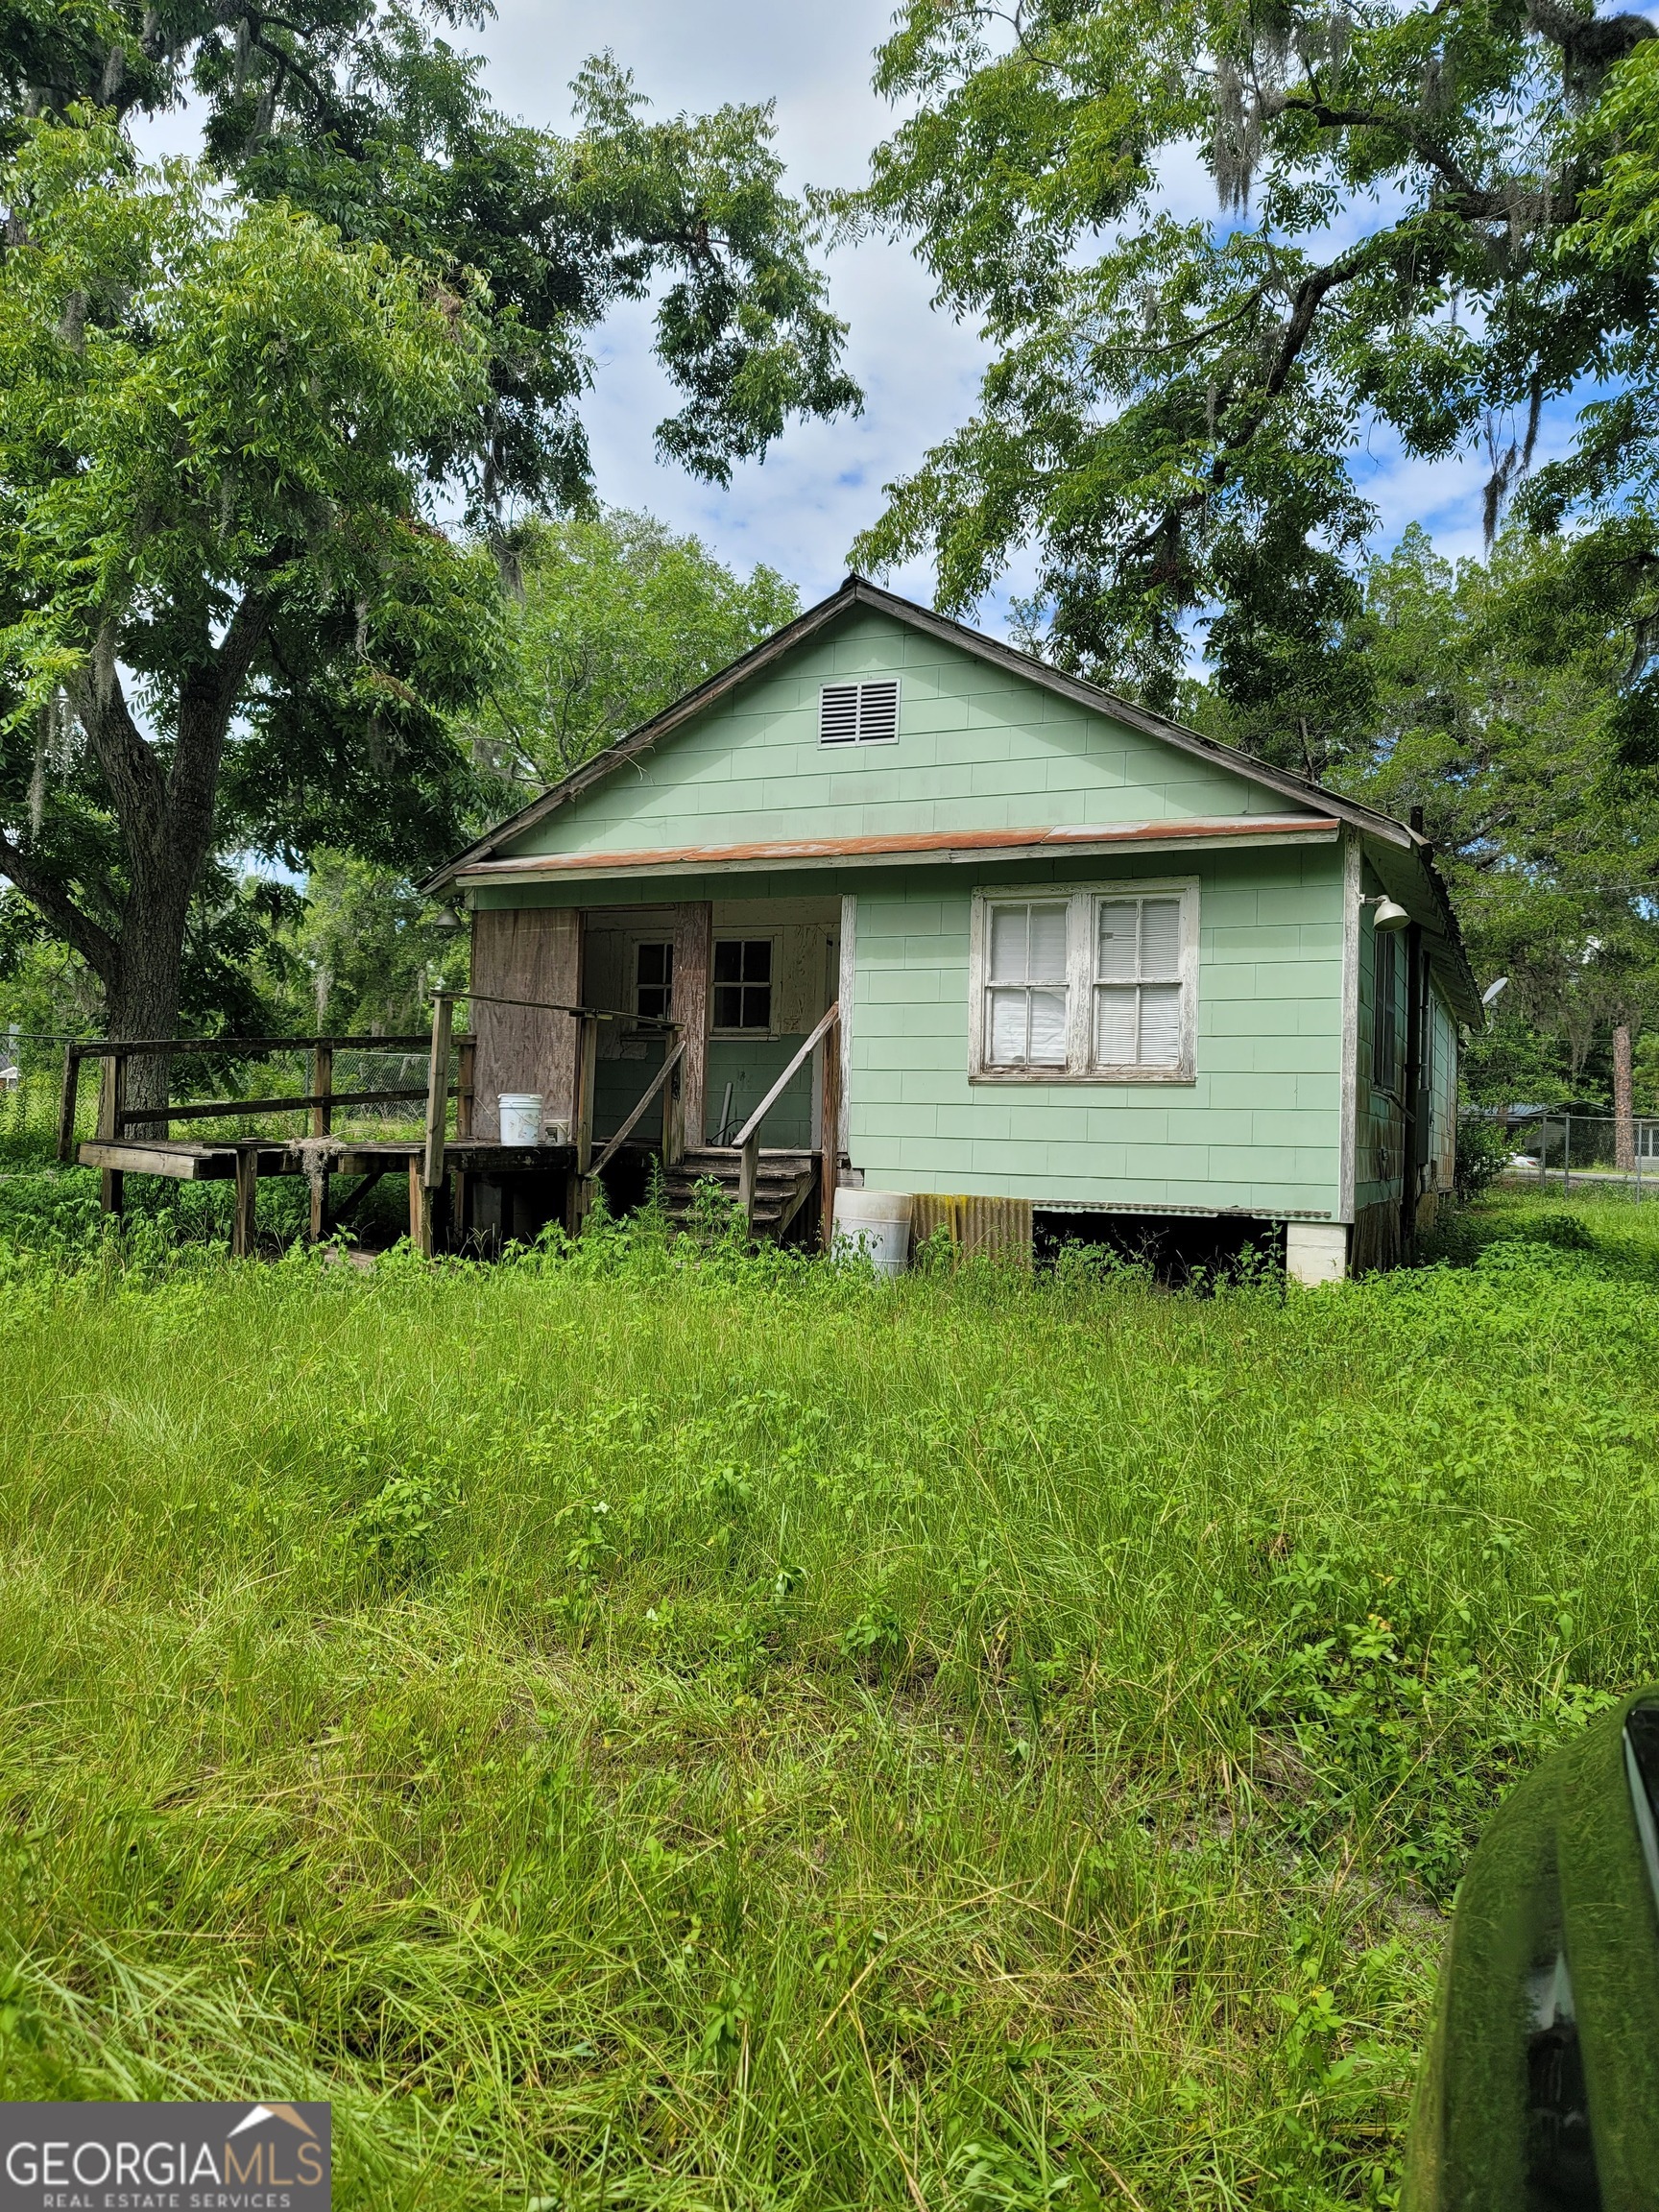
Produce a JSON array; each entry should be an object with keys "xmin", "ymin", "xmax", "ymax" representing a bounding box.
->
[
  {"xmin": 986, "ymin": 902, "xmax": 1070, "ymax": 1067},
  {"xmin": 1094, "ymin": 897, "xmax": 1184, "ymax": 1070},
  {"xmin": 971, "ymin": 882, "xmax": 1198, "ymax": 1082}
]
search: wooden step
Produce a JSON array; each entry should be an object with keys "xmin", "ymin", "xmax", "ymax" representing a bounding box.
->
[{"xmin": 660, "ymin": 1148, "xmax": 817, "ymax": 1239}]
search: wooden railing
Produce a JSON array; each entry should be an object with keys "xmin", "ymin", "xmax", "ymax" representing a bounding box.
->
[
  {"xmin": 731, "ymin": 1001, "xmax": 841, "ymax": 1239},
  {"xmin": 57, "ymin": 1030, "xmax": 443, "ymax": 1163},
  {"xmin": 586, "ymin": 1037, "xmax": 687, "ymax": 1190}
]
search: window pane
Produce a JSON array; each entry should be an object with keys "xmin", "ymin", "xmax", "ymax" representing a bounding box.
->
[
  {"xmin": 1140, "ymin": 899, "xmax": 1181, "ymax": 979},
  {"xmin": 713, "ymin": 940, "xmax": 742, "ymax": 984},
  {"xmin": 1096, "ymin": 902, "xmax": 1139, "ymax": 982},
  {"xmin": 1138, "ymin": 983, "xmax": 1182, "ymax": 1065},
  {"xmin": 989, "ymin": 905, "xmax": 1028, "ymax": 984},
  {"xmin": 742, "ymin": 939, "xmax": 772, "ymax": 983},
  {"xmin": 1028, "ymin": 904, "xmax": 1068, "ymax": 982},
  {"xmin": 741, "ymin": 983, "xmax": 772, "ymax": 1030},
  {"xmin": 990, "ymin": 902, "xmax": 1067, "ymax": 983},
  {"xmin": 1028, "ymin": 987, "xmax": 1069, "ymax": 1063},
  {"xmin": 989, "ymin": 989, "xmax": 1027, "ymax": 1063},
  {"xmin": 1094, "ymin": 986, "xmax": 1137, "ymax": 1065},
  {"xmin": 637, "ymin": 943, "xmax": 670, "ymax": 988},
  {"xmin": 713, "ymin": 984, "xmax": 744, "ymax": 1027}
]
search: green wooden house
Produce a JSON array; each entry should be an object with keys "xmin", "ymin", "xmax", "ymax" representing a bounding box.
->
[{"xmin": 427, "ymin": 577, "xmax": 1478, "ymax": 1279}]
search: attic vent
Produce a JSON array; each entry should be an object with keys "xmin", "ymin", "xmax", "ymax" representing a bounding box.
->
[{"xmin": 820, "ymin": 679, "xmax": 900, "ymax": 747}]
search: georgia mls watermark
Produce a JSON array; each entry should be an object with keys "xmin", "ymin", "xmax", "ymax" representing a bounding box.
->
[{"xmin": 0, "ymin": 2104, "xmax": 329, "ymax": 2212}]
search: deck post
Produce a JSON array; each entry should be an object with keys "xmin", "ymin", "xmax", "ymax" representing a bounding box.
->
[
  {"xmin": 567, "ymin": 1012, "xmax": 599, "ymax": 1233},
  {"xmin": 58, "ymin": 1044, "xmax": 80, "ymax": 1164},
  {"xmin": 661, "ymin": 1025, "xmax": 685, "ymax": 1167},
  {"xmin": 232, "ymin": 1143, "xmax": 258, "ymax": 1258},
  {"xmin": 737, "ymin": 1131, "xmax": 759, "ymax": 1229},
  {"xmin": 817, "ymin": 1009, "xmax": 841, "ymax": 1251},
  {"xmin": 97, "ymin": 1053, "xmax": 126, "ymax": 1219},
  {"xmin": 309, "ymin": 1041, "xmax": 333, "ymax": 1240},
  {"xmin": 408, "ymin": 1158, "xmax": 436, "ymax": 1257},
  {"xmin": 454, "ymin": 1034, "xmax": 476, "ymax": 1243},
  {"xmin": 422, "ymin": 994, "xmax": 453, "ymax": 1191},
  {"xmin": 573, "ymin": 1014, "xmax": 597, "ymax": 1172}
]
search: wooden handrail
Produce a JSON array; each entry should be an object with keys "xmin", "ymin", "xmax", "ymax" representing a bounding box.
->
[
  {"xmin": 63, "ymin": 1032, "xmax": 451, "ymax": 1058},
  {"xmin": 733, "ymin": 1003, "xmax": 840, "ymax": 1227},
  {"xmin": 447, "ymin": 990, "xmax": 668, "ymax": 1027},
  {"xmin": 587, "ymin": 1038, "xmax": 687, "ymax": 1184},
  {"xmin": 114, "ymin": 1086, "xmax": 446, "ymax": 1129},
  {"xmin": 732, "ymin": 1002, "xmax": 841, "ymax": 1150}
]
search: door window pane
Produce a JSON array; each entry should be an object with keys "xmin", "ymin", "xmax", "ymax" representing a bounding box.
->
[{"xmin": 635, "ymin": 940, "xmax": 673, "ymax": 1022}]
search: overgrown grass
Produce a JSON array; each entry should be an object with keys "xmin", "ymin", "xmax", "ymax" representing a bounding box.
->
[{"xmin": 1, "ymin": 1185, "xmax": 1656, "ymax": 2208}]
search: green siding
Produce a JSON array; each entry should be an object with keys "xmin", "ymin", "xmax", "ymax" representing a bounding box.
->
[
  {"xmin": 845, "ymin": 844, "xmax": 1345, "ymax": 1215},
  {"xmin": 497, "ymin": 610, "xmax": 1315, "ymax": 861}
]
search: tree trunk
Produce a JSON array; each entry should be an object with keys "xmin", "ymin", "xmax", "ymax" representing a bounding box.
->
[
  {"xmin": 1615, "ymin": 1022, "xmax": 1636, "ymax": 1173},
  {"xmin": 105, "ymin": 872, "xmax": 195, "ymax": 1126}
]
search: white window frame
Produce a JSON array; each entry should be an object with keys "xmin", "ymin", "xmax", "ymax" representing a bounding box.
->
[
  {"xmin": 710, "ymin": 930, "xmax": 782, "ymax": 1040},
  {"xmin": 968, "ymin": 880, "xmax": 1199, "ymax": 1085}
]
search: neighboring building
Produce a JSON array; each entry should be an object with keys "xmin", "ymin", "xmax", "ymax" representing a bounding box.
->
[{"xmin": 426, "ymin": 577, "xmax": 1478, "ymax": 1280}]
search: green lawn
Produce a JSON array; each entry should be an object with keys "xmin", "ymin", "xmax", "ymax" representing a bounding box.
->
[{"xmin": 0, "ymin": 1182, "xmax": 1655, "ymax": 2208}]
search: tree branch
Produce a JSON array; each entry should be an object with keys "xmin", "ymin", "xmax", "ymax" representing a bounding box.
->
[
  {"xmin": 0, "ymin": 830, "xmax": 120, "ymax": 979},
  {"xmin": 1276, "ymin": 95, "xmax": 1500, "ymax": 219},
  {"xmin": 167, "ymin": 590, "xmax": 272, "ymax": 846},
  {"xmin": 68, "ymin": 649, "xmax": 168, "ymax": 847}
]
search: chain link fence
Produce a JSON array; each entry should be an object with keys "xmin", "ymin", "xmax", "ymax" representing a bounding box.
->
[
  {"xmin": 1497, "ymin": 1112, "xmax": 1659, "ymax": 1198},
  {"xmin": 0, "ymin": 1032, "xmax": 444, "ymax": 1168}
]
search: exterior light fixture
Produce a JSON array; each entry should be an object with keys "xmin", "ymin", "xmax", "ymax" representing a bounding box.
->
[
  {"xmin": 1363, "ymin": 894, "xmax": 1411, "ymax": 932},
  {"xmin": 430, "ymin": 903, "xmax": 464, "ymax": 931}
]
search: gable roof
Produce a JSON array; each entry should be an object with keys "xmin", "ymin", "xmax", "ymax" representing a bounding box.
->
[{"xmin": 426, "ymin": 575, "xmax": 1480, "ymax": 1020}]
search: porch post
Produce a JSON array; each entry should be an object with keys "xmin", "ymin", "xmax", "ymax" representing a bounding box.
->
[
  {"xmin": 672, "ymin": 902, "xmax": 712, "ymax": 1148},
  {"xmin": 818, "ymin": 1007, "xmax": 841, "ymax": 1251}
]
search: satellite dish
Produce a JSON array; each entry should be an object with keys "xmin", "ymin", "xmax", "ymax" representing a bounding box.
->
[{"xmin": 1481, "ymin": 975, "xmax": 1510, "ymax": 1008}]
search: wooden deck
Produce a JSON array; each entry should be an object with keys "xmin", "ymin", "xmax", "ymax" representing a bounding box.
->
[
  {"xmin": 62, "ymin": 988, "xmax": 842, "ymax": 1258},
  {"xmin": 75, "ymin": 1136, "xmax": 570, "ymax": 1183}
]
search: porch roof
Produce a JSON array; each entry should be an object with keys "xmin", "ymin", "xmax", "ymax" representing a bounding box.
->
[{"xmin": 451, "ymin": 814, "xmax": 1343, "ymax": 889}]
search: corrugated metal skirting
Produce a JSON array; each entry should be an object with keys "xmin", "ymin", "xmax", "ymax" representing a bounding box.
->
[{"xmin": 911, "ymin": 1193, "xmax": 1034, "ymax": 1265}]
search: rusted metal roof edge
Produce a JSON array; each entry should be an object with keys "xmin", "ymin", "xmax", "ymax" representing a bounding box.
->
[
  {"xmin": 422, "ymin": 577, "xmax": 1420, "ymax": 893},
  {"xmin": 454, "ymin": 816, "xmax": 1342, "ymax": 888}
]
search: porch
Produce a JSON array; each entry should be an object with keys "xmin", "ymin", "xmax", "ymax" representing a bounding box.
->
[{"xmin": 60, "ymin": 912, "xmax": 844, "ymax": 1255}]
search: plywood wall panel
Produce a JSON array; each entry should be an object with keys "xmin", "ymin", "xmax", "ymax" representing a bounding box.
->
[{"xmin": 469, "ymin": 907, "xmax": 580, "ymax": 1139}]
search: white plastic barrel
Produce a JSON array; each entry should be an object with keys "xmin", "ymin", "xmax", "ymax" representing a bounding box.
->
[
  {"xmin": 832, "ymin": 1188, "xmax": 913, "ymax": 1277},
  {"xmin": 498, "ymin": 1093, "xmax": 544, "ymax": 1145}
]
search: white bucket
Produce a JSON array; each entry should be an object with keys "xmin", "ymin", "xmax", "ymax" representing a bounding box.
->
[
  {"xmin": 498, "ymin": 1093, "xmax": 544, "ymax": 1145},
  {"xmin": 832, "ymin": 1188, "xmax": 913, "ymax": 1277}
]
